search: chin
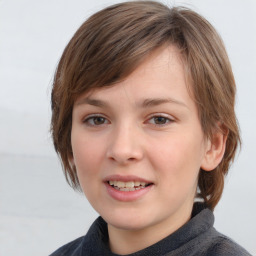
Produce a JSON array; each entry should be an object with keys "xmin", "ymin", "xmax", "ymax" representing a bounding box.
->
[
  {"xmin": 103, "ymin": 210, "xmax": 152, "ymax": 231},
  {"xmin": 108, "ymin": 219, "xmax": 151, "ymax": 231}
]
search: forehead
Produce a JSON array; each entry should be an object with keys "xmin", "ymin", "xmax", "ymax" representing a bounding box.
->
[
  {"xmin": 74, "ymin": 45, "xmax": 197, "ymax": 115},
  {"xmin": 75, "ymin": 45, "xmax": 191, "ymax": 102}
]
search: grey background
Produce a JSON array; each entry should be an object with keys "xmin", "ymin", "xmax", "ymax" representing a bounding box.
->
[{"xmin": 0, "ymin": 0, "xmax": 255, "ymax": 255}]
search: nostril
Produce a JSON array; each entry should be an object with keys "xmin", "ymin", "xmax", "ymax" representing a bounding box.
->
[
  {"xmin": 128, "ymin": 157, "xmax": 136, "ymax": 161},
  {"xmin": 106, "ymin": 142, "xmax": 144, "ymax": 164}
]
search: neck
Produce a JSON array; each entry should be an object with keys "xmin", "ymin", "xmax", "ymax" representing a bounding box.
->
[{"xmin": 107, "ymin": 204, "xmax": 193, "ymax": 255}]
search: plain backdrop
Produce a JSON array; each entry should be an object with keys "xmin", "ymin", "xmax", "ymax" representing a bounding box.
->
[{"xmin": 0, "ymin": 0, "xmax": 255, "ymax": 255}]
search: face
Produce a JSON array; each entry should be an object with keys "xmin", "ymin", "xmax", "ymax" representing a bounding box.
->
[{"xmin": 71, "ymin": 45, "xmax": 209, "ymax": 235}]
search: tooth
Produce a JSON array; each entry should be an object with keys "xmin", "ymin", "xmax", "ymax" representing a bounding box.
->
[
  {"xmin": 120, "ymin": 187, "xmax": 130, "ymax": 191},
  {"xmin": 129, "ymin": 187, "xmax": 135, "ymax": 191},
  {"xmin": 110, "ymin": 180, "xmax": 149, "ymax": 189},
  {"xmin": 116, "ymin": 181, "xmax": 125, "ymax": 188},
  {"xmin": 134, "ymin": 181, "xmax": 140, "ymax": 186},
  {"xmin": 125, "ymin": 181, "xmax": 134, "ymax": 188}
]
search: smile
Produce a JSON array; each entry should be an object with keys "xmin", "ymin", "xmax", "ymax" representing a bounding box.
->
[
  {"xmin": 104, "ymin": 175, "xmax": 154, "ymax": 201},
  {"xmin": 108, "ymin": 181, "xmax": 151, "ymax": 191}
]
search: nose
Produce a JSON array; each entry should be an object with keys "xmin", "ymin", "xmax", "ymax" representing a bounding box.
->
[{"xmin": 106, "ymin": 123, "xmax": 144, "ymax": 165}]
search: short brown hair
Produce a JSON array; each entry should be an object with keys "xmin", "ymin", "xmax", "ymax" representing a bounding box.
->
[{"xmin": 51, "ymin": 1, "xmax": 240, "ymax": 210}]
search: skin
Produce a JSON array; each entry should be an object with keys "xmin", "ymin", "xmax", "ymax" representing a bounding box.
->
[{"xmin": 71, "ymin": 45, "xmax": 226, "ymax": 254}]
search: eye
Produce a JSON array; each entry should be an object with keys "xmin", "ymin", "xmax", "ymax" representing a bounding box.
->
[
  {"xmin": 147, "ymin": 115, "xmax": 174, "ymax": 126},
  {"xmin": 83, "ymin": 115, "xmax": 109, "ymax": 126}
]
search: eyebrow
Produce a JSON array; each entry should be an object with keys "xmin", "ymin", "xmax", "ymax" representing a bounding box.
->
[
  {"xmin": 76, "ymin": 98, "xmax": 108, "ymax": 107},
  {"xmin": 140, "ymin": 98, "xmax": 188, "ymax": 109},
  {"xmin": 76, "ymin": 97, "xmax": 188, "ymax": 109}
]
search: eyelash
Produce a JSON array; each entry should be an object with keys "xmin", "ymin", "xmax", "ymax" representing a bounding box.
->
[
  {"xmin": 83, "ymin": 114, "xmax": 174, "ymax": 127},
  {"xmin": 147, "ymin": 114, "xmax": 174, "ymax": 126},
  {"xmin": 83, "ymin": 114, "xmax": 109, "ymax": 126}
]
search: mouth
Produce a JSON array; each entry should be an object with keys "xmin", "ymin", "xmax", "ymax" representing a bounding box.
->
[
  {"xmin": 104, "ymin": 175, "xmax": 154, "ymax": 201},
  {"xmin": 107, "ymin": 180, "xmax": 153, "ymax": 191}
]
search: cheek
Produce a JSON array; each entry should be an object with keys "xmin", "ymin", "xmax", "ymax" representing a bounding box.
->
[
  {"xmin": 149, "ymin": 133, "xmax": 204, "ymax": 180},
  {"xmin": 72, "ymin": 134, "xmax": 104, "ymax": 180},
  {"xmin": 71, "ymin": 136, "xmax": 105, "ymax": 204},
  {"xmin": 156, "ymin": 138, "xmax": 202, "ymax": 203}
]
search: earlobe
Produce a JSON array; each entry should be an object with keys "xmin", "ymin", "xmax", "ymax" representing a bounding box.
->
[{"xmin": 201, "ymin": 128, "xmax": 228, "ymax": 172}]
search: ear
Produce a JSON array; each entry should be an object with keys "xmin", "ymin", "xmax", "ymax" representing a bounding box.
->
[{"xmin": 201, "ymin": 127, "xmax": 228, "ymax": 172}]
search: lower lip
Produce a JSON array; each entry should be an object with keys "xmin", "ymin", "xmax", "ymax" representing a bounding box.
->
[{"xmin": 105, "ymin": 183, "xmax": 153, "ymax": 202}]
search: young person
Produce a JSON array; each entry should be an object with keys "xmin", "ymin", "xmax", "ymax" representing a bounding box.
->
[{"xmin": 50, "ymin": 1, "xmax": 251, "ymax": 255}]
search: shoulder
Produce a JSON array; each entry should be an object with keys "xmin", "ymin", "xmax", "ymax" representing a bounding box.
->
[
  {"xmin": 206, "ymin": 232, "xmax": 252, "ymax": 256},
  {"xmin": 49, "ymin": 217, "xmax": 108, "ymax": 256},
  {"xmin": 49, "ymin": 236, "xmax": 84, "ymax": 256}
]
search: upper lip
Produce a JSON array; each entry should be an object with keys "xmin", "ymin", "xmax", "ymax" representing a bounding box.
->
[{"xmin": 103, "ymin": 174, "xmax": 153, "ymax": 184}]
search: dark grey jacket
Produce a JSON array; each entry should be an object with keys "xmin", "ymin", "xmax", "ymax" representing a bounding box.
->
[{"xmin": 49, "ymin": 203, "xmax": 252, "ymax": 255}]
